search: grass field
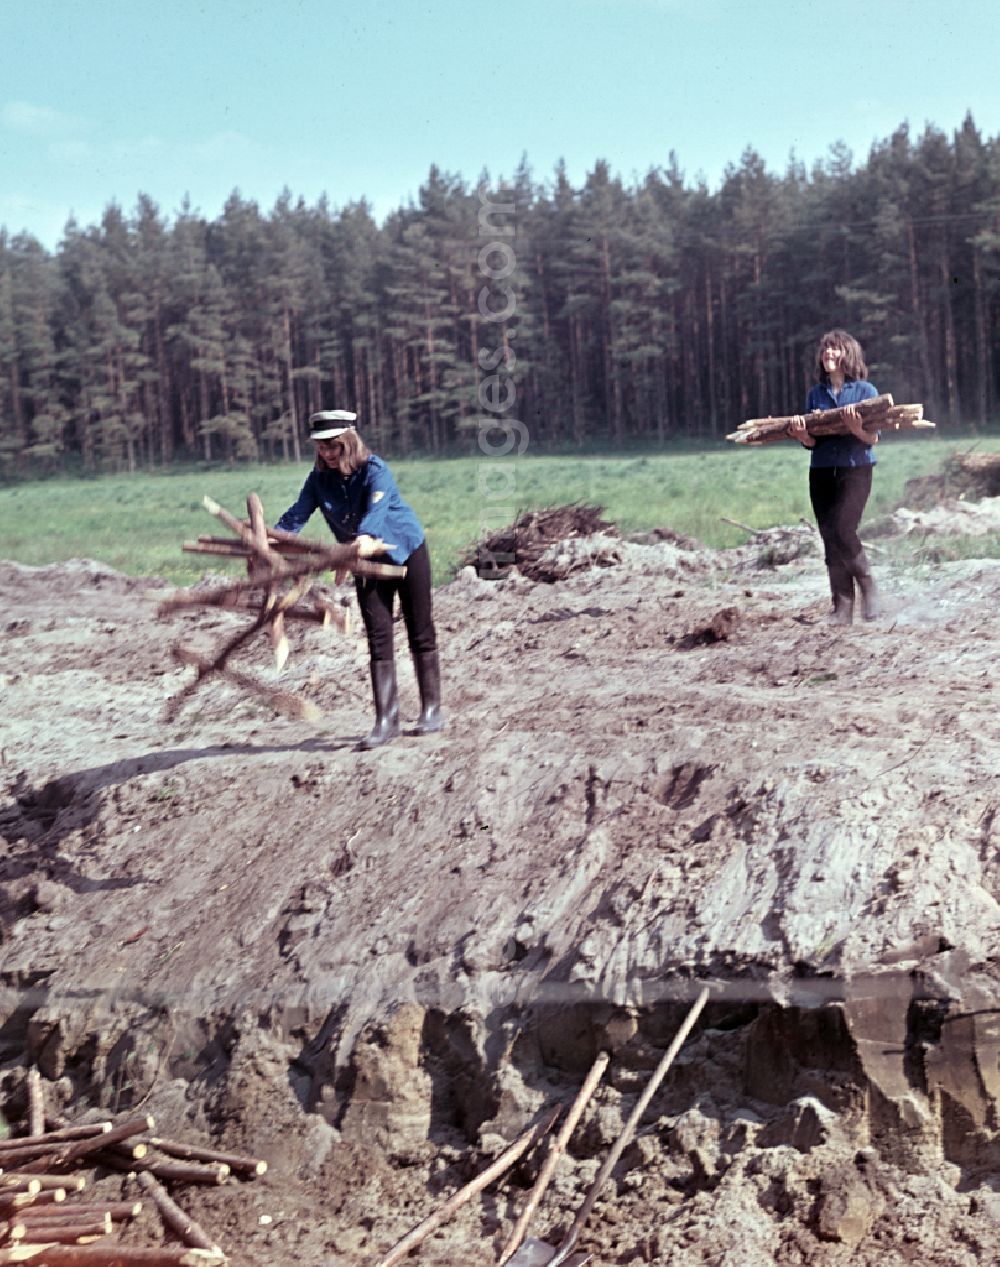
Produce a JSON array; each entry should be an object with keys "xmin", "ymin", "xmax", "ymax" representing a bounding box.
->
[{"xmin": 1, "ymin": 434, "xmax": 998, "ymax": 586}]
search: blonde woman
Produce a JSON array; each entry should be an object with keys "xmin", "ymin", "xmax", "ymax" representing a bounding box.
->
[{"xmin": 276, "ymin": 410, "xmax": 443, "ymax": 748}]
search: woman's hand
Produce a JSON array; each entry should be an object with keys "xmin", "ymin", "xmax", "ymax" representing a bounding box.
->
[
  {"xmin": 787, "ymin": 414, "xmax": 816, "ymax": 448},
  {"xmin": 843, "ymin": 403, "xmax": 877, "ymax": 444},
  {"xmin": 355, "ymin": 534, "xmax": 394, "ymax": 558}
]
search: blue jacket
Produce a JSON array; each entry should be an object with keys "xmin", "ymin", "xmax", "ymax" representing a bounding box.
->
[
  {"xmin": 275, "ymin": 455, "xmax": 425, "ymax": 565},
  {"xmin": 806, "ymin": 379, "xmax": 878, "ymax": 468}
]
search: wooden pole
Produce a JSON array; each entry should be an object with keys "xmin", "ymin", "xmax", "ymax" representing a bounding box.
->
[
  {"xmin": 11, "ymin": 1125, "xmax": 113, "ymax": 1150},
  {"xmin": 202, "ymin": 496, "xmax": 289, "ymax": 577},
  {"xmin": 12, "ymin": 1215, "xmax": 111, "ymax": 1242},
  {"xmin": 0, "ymin": 1191, "xmax": 66, "ymax": 1214},
  {"xmin": 158, "ymin": 557, "xmax": 402, "ymax": 618},
  {"xmin": 26, "ymin": 1072, "xmax": 44, "ymax": 1140},
  {"xmin": 719, "ymin": 515, "xmax": 760, "ymax": 536},
  {"xmin": 135, "ymin": 1173, "xmax": 220, "ymax": 1255},
  {"xmin": 0, "ymin": 1144, "xmax": 70, "ymax": 1167},
  {"xmin": 0, "ymin": 1179, "xmax": 43, "ymax": 1195},
  {"xmin": 20, "ymin": 1118, "xmax": 153, "ymax": 1174},
  {"xmin": 137, "ymin": 1162, "xmax": 229, "ymax": 1186},
  {"xmin": 245, "ymin": 493, "xmax": 272, "ymax": 573},
  {"xmin": 264, "ymin": 522, "xmax": 322, "ymax": 546},
  {"xmin": 181, "ymin": 542, "xmax": 254, "ymax": 558},
  {"xmin": 498, "ymin": 1052, "xmax": 610, "ymax": 1266},
  {"xmin": 162, "ymin": 605, "xmax": 272, "ymax": 721},
  {"xmin": 546, "ymin": 988, "xmax": 710, "ymax": 1267},
  {"xmin": 2, "ymin": 1178, "xmax": 81, "ymax": 1194},
  {"xmin": 164, "ymin": 591, "xmax": 336, "ymax": 626},
  {"xmin": 0, "ymin": 1131, "xmax": 112, "ymax": 1167},
  {"xmin": 374, "ymin": 1107, "xmax": 561, "ymax": 1267},
  {"xmin": 94, "ymin": 1153, "xmax": 230, "ymax": 1186},
  {"xmin": 0, "ymin": 1247, "xmax": 227, "ymax": 1265},
  {"xmin": 169, "ymin": 651, "xmax": 321, "ymax": 723},
  {"xmin": 43, "ymin": 1116, "xmax": 101, "ymax": 1134},
  {"xmin": 311, "ymin": 593, "xmax": 351, "ymax": 635},
  {"xmin": 18, "ymin": 1203, "xmax": 141, "ymax": 1223},
  {"xmin": 247, "ymin": 492, "xmax": 289, "ymax": 671},
  {"xmin": 146, "ymin": 1139, "xmax": 266, "ymax": 1177},
  {"xmin": 183, "ymin": 539, "xmax": 354, "ymax": 564}
]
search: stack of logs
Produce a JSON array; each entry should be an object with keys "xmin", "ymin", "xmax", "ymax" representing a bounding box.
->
[
  {"xmin": 158, "ymin": 493, "xmax": 405, "ymax": 721},
  {"xmin": 0, "ymin": 1070, "xmax": 266, "ymax": 1264},
  {"xmin": 726, "ymin": 393, "xmax": 934, "ymax": 445}
]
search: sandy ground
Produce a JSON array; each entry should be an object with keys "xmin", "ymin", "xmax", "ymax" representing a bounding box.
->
[{"xmin": 1, "ymin": 504, "xmax": 999, "ymax": 1265}]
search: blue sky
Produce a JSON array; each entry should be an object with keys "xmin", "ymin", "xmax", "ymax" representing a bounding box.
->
[{"xmin": 4, "ymin": 0, "xmax": 1000, "ymax": 249}]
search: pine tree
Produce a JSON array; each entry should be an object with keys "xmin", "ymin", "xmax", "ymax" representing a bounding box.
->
[{"xmin": 8, "ymin": 231, "xmax": 67, "ymax": 468}]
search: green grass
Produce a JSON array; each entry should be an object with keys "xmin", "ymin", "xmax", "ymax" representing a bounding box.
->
[{"xmin": 2, "ymin": 434, "xmax": 999, "ymax": 586}]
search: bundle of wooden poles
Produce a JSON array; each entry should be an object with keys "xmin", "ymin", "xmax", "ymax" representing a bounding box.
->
[
  {"xmin": 158, "ymin": 493, "xmax": 406, "ymax": 720},
  {"xmin": 0, "ymin": 1070, "xmax": 267, "ymax": 1264},
  {"xmin": 726, "ymin": 393, "xmax": 935, "ymax": 446}
]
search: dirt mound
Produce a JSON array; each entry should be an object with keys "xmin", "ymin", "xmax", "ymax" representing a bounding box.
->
[
  {"xmin": 901, "ymin": 449, "xmax": 1000, "ymax": 508},
  {"xmin": 675, "ymin": 606, "xmax": 740, "ymax": 648},
  {"xmin": 1, "ymin": 531, "xmax": 1000, "ymax": 1265},
  {"xmin": 876, "ymin": 495, "xmax": 1000, "ymax": 541},
  {"xmin": 625, "ymin": 525, "xmax": 705, "ymax": 550}
]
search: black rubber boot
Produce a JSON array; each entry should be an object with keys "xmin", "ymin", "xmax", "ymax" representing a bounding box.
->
[
  {"xmin": 411, "ymin": 651, "xmax": 444, "ymax": 735},
  {"xmin": 825, "ymin": 559, "xmax": 855, "ymax": 626},
  {"xmin": 358, "ymin": 660, "xmax": 400, "ymax": 750},
  {"xmin": 827, "ymin": 591, "xmax": 855, "ymax": 626},
  {"xmin": 851, "ymin": 549, "xmax": 880, "ymax": 621}
]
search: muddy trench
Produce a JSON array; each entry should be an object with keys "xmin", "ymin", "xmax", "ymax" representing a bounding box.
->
[{"xmin": 2, "ymin": 978, "xmax": 999, "ymax": 1264}]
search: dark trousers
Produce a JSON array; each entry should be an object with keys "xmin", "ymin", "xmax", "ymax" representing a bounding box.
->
[
  {"xmin": 809, "ymin": 465, "xmax": 873, "ymax": 595},
  {"xmin": 355, "ymin": 540, "xmax": 437, "ymax": 664}
]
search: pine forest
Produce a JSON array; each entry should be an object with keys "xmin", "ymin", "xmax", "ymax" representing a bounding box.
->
[{"xmin": 3, "ymin": 113, "xmax": 1000, "ymax": 475}]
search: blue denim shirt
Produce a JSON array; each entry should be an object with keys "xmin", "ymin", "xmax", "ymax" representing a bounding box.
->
[
  {"xmin": 275, "ymin": 455, "xmax": 425, "ymax": 565},
  {"xmin": 805, "ymin": 379, "xmax": 878, "ymax": 468}
]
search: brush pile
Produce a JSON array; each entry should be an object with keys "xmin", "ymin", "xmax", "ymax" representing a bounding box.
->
[{"xmin": 465, "ymin": 506, "xmax": 616, "ymax": 580}]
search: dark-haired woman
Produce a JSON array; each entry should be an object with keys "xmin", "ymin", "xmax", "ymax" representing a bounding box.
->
[
  {"xmin": 789, "ymin": 329, "xmax": 881, "ymax": 624},
  {"xmin": 275, "ymin": 410, "xmax": 443, "ymax": 749}
]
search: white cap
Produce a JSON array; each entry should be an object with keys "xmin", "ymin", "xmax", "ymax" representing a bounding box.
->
[{"xmin": 309, "ymin": 410, "xmax": 357, "ymax": 440}]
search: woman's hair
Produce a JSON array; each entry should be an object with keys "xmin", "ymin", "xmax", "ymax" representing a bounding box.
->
[
  {"xmin": 314, "ymin": 428, "xmax": 370, "ymax": 476},
  {"xmin": 815, "ymin": 329, "xmax": 868, "ymax": 383}
]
